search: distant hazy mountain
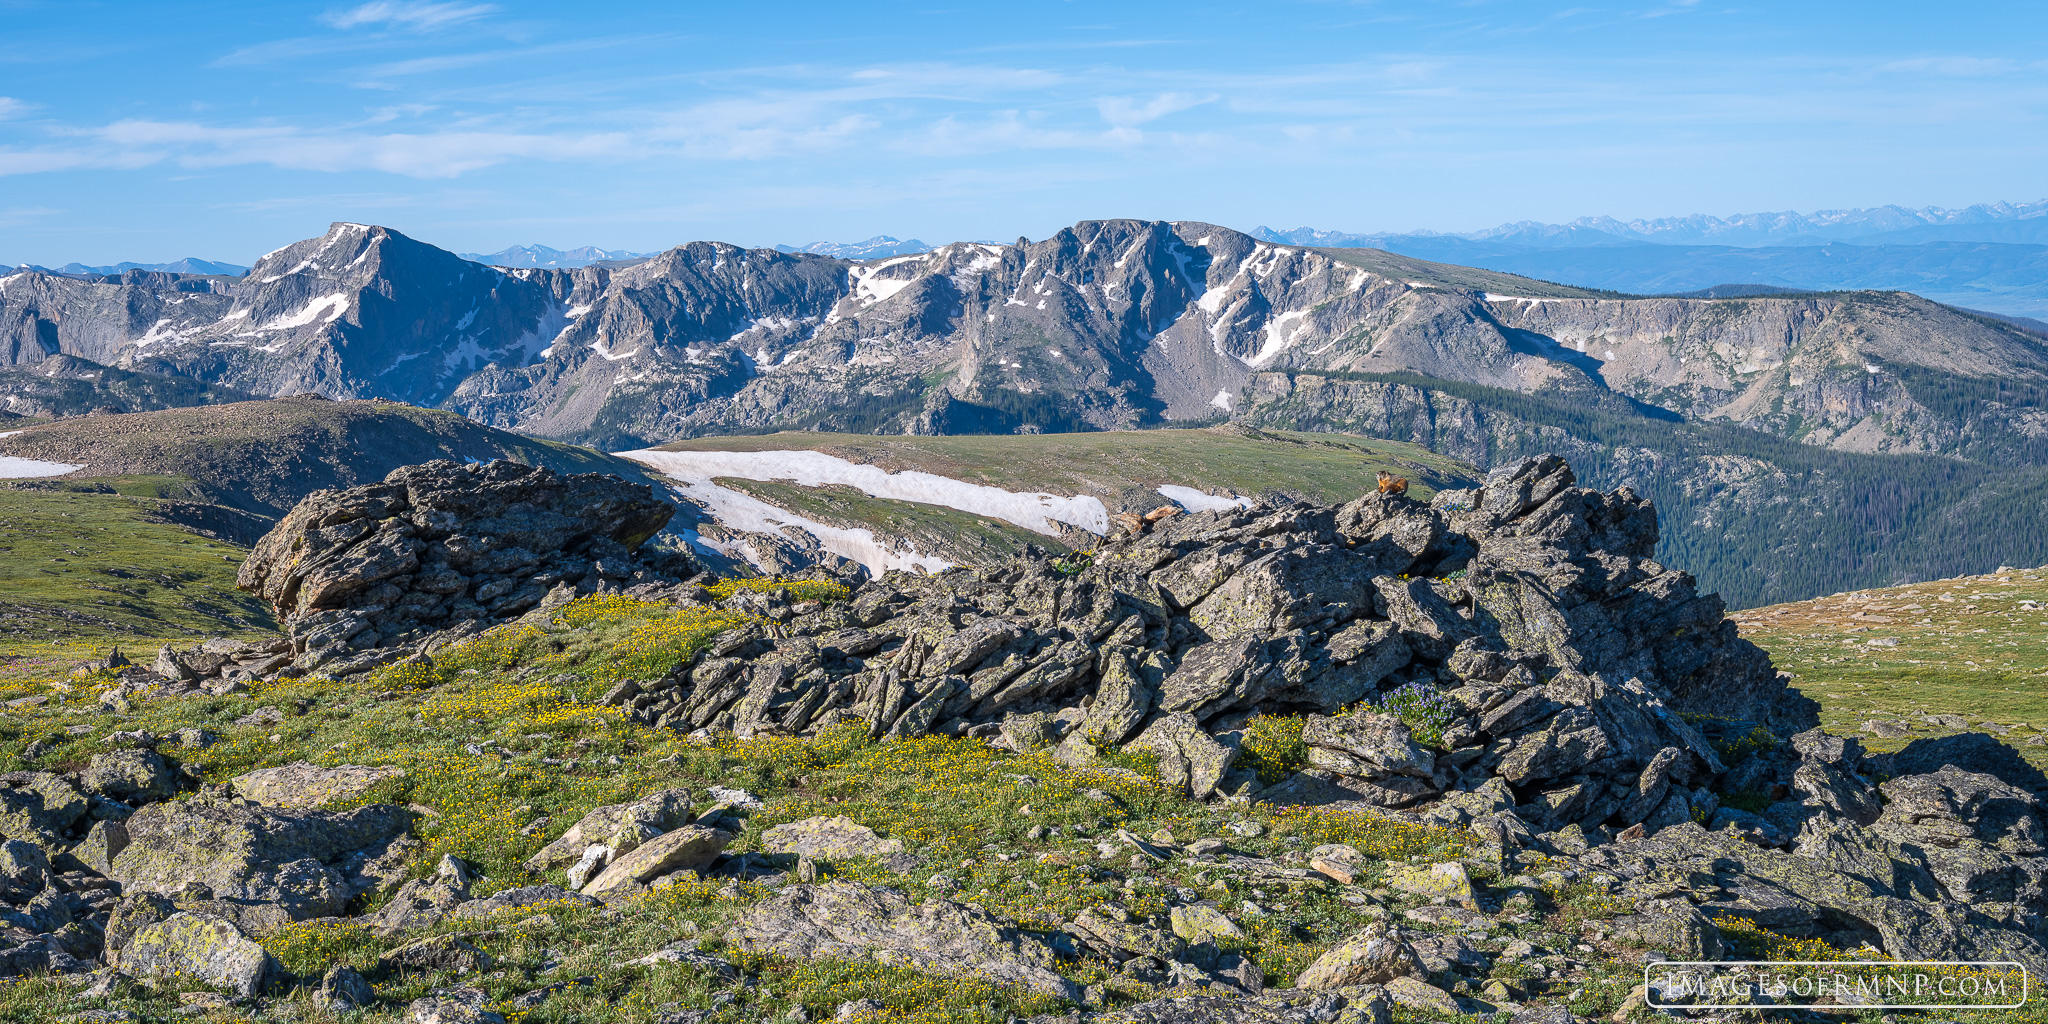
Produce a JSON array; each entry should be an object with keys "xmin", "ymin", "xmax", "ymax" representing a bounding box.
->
[
  {"xmin": 1256, "ymin": 201, "xmax": 2048, "ymax": 318},
  {"xmin": 775, "ymin": 236, "xmax": 932, "ymax": 259},
  {"xmin": 18, "ymin": 258, "xmax": 249, "ymax": 277},
  {"xmin": 459, "ymin": 244, "xmax": 654, "ymax": 268},
  {"xmin": 1257, "ymin": 198, "xmax": 2048, "ymax": 250}
]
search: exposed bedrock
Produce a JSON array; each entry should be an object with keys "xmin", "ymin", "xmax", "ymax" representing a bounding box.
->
[
  {"xmin": 236, "ymin": 459, "xmax": 698, "ymax": 676},
  {"xmin": 612, "ymin": 453, "xmax": 1816, "ymax": 831}
]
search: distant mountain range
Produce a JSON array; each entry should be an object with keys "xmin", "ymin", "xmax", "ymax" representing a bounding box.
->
[
  {"xmin": 9, "ymin": 217, "xmax": 2048, "ymax": 604},
  {"xmin": 1255, "ymin": 199, "xmax": 2048, "ymax": 318},
  {"xmin": 774, "ymin": 236, "xmax": 933, "ymax": 259},
  {"xmin": 456, "ymin": 244, "xmax": 655, "ymax": 269},
  {"xmin": 12, "ymin": 258, "xmax": 248, "ymax": 278},
  {"xmin": 1259, "ymin": 198, "xmax": 2048, "ymax": 249}
]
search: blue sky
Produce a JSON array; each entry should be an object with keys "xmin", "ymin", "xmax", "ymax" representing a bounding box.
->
[{"xmin": 3, "ymin": 0, "xmax": 2046, "ymax": 265}]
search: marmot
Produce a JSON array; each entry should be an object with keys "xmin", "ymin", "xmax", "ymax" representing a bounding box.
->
[{"xmin": 1376, "ymin": 470, "xmax": 1409, "ymax": 496}]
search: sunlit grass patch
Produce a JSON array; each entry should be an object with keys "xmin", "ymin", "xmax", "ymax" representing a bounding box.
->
[
  {"xmin": 1254, "ymin": 805, "xmax": 1468, "ymax": 861},
  {"xmin": 706, "ymin": 576, "xmax": 852, "ymax": 604},
  {"xmin": 1237, "ymin": 714, "xmax": 1309, "ymax": 785},
  {"xmin": 728, "ymin": 954, "xmax": 1067, "ymax": 1024}
]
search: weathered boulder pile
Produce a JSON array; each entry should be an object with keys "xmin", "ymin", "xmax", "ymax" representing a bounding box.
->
[
  {"xmin": 618, "ymin": 454, "xmax": 1816, "ymax": 833},
  {"xmin": 236, "ymin": 459, "xmax": 697, "ymax": 677},
  {"xmin": 0, "ymin": 737, "xmax": 424, "ymax": 994},
  {"xmin": 592, "ymin": 453, "xmax": 2048, "ymax": 974}
]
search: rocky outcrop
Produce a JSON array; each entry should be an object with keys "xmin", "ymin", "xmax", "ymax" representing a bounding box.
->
[
  {"xmin": 101, "ymin": 791, "xmax": 414, "ymax": 930},
  {"xmin": 608, "ymin": 455, "xmax": 1810, "ymax": 837},
  {"xmin": 238, "ymin": 459, "xmax": 697, "ymax": 675}
]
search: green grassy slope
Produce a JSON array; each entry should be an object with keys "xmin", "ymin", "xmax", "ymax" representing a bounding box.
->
[
  {"xmin": 0, "ymin": 597, "xmax": 1490, "ymax": 1023},
  {"xmin": 0, "ymin": 397, "xmax": 654, "ymax": 518},
  {"xmin": 654, "ymin": 425, "xmax": 1479, "ymax": 506},
  {"xmin": 0, "ymin": 488, "xmax": 273, "ymax": 641},
  {"xmin": 1735, "ymin": 566, "xmax": 2048, "ymax": 767}
]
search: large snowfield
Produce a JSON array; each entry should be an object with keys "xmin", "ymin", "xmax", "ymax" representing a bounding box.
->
[
  {"xmin": 616, "ymin": 448, "xmax": 1111, "ymax": 535},
  {"xmin": 617, "ymin": 447, "xmax": 1252, "ymax": 577}
]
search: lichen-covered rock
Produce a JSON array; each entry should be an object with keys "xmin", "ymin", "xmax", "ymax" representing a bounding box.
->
[
  {"xmin": 1067, "ymin": 904, "xmax": 1185, "ymax": 960},
  {"xmin": 581, "ymin": 823, "xmax": 737, "ymax": 898},
  {"xmin": 1169, "ymin": 903, "xmax": 1243, "ymax": 943},
  {"xmin": 1131, "ymin": 712, "xmax": 1237, "ymax": 800},
  {"xmin": 0, "ymin": 772, "xmax": 88, "ymax": 845},
  {"xmin": 1875, "ymin": 767, "xmax": 2048, "ymax": 853},
  {"xmin": 1294, "ymin": 920, "xmax": 1425, "ymax": 990},
  {"xmin": 761, "ymin": 816, "xmax": 905, "ymax": 860},
  {"xmin": 1384, "ymin": 861, "xmax": 1475, "ymax": 904},
  {"xmin": 1093, "ymin": 992, "xmax": 1334, "ymax": 1023},
  {"xmin": 1588, "ymin": 898, "xmax": 1725, "ymax": 960},
  {"xmin": 314, "ymin": 965, "xmax": 375, "ymax": 1012},
  {"xmin": 724, "ymin": 881, "xmax": 1081, "ymax": 1002},
  {"xmin": 0, "ymin": 839, "xmax": 49, "ymax": 902},
  {"xmin": 448, "ymin": 883, "xmax": 599, "ymax": 923},
  {"xmin": 526, "ymin": 789, "xmax": 695, "ymax": 871},
  {"xmin": 79, "ymin": 749, "xmax": 180, "ymax": 805},
  {"xmin": 229, "ymin": 762, "xmax": 404, "ymax": 809},
  {"xmin": 1303, "ymin": 713, "xmax": 1434, "ymax": 779},
  {"xmin": 238, "ymin": 459, "xmax": 696, "ymax": 671},
  {"xmin": 1384, "ymin": 977, "xmax": 1462, "ymax": 1016},
  {"xmin": 103, "ymin": 792, "xmax": 410, "ymax": 922},
  {"xmin": 365, "ymin": 877, "xmax": 471, "ymax": 936},
  {"xmin": 115, "ymin": 912, "xmax": 278, "ymax": 998},
  {"xmin": 593, "ymin": 455, "xmax": 1804, "ymax": 852},
  {"xmin": 382, "ymin": 934, "xmax": 494, "ymax": 975},
  {"xmin": 408, "ymin": 987, "xmax": 507, "ymax": 1024}
]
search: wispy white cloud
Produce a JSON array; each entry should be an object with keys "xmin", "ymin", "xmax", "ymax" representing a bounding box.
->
[
  {"xmin": 1097, "ymin": 92, "xmax": 1212, "ymax": 129},
  {"xmin": 0, "ymin": 97, "xmax": 34, "ymax": 121},
  {"xmin": 1878, "ymin": 57, "xmax": 2018, "ymax": 77},
  {"xmin": 320, "ymin": 1, "xmax": 497, "ymax": 31},
  {"xmin": 0, "ymin": 205, "xmax": 62, "ymax": 228}
]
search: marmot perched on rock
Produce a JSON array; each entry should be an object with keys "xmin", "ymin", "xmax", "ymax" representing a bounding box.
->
[{"xmin": 1376, "ymin": 470, "xmax": 1409, "ymax": 496}]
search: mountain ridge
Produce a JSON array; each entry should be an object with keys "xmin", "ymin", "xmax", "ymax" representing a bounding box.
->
[{"xmin": 10, "ymin": 217, "xmax": 2048, "ymax": 602}]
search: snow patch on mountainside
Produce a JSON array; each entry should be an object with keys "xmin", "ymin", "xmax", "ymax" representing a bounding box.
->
[
  {"xmin": 1157, "ymin": 484, "xmax": 1252, "ymax": 513},
  {"xmin": 0, "ymin": 456, "xmax": 82, "ymax": 479},
  {"xmin": 261, "ymin": 294, "xmax": 350, "ymax": 331},
  {"xmin": 664, "ymin": 478, "xmax": 949, "ymax": 576},
  {"xmin": 616, "ymin": 448, "xmax": 1111, "ymax": 536}
]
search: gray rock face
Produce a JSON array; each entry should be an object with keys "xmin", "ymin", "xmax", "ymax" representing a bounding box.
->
[
  {"xmin": 314, "ymin": 965, "xmax": 376, "ymax": 1012},
  {"xmin": 79, "ymin": 750, "xmax": 179, "ymax": 805},
  {"xmin": 723, "ymin": 881, "xmax": 1081, "ymax": 1003},
  {"xmin": 580, "ymin": 823, "xmax": 738, "ymax": 899},
  {"xmin": 408, "ymin": 986, "xmax": 508, "ymax": 1024},
  {"xmin": 103, "ymin": 792, "xmax": 412, "ymax": 923},
  {"xmin": 114, "ymin": 912, "xmax": 278, "ymax": 998},
  {"xmin": 238, "ymin": 459, "xmax": 695, "ymax": 672},
  {"xmin": 761, "ymin": 816, "xmax": 906, "ymax": 860}
]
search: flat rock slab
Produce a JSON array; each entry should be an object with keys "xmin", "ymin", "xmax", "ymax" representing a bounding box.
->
[
  {"xmin": 723, "ymin": 881, "xmax": 1080, "ymax": 1003},
  {"xmin": 230, "ymin": 762, "xmax": 405, "ymax": 809},
  {"xmin": 761, "ymin": 815, "xmax": 905, "ymax": 860}
]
